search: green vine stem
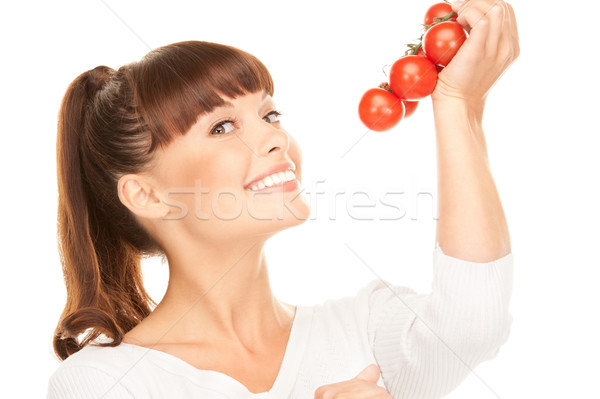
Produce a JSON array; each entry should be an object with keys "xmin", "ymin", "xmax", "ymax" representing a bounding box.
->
[
  {"xmin": 423, "ymin": 11, "xmax": 457, "ymax": 30},
  {"xmin": 379, "ymin": 82, "xmax": 393, "ymax": 93},
  {"xmin": 403, "ymin": 8, "xmax": 457, "ymax": 56}
]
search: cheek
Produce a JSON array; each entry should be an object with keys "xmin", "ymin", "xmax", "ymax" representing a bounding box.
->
[
  {"xmin": 157, "ymin": 150, "xmax": 208, "ymax": 189},
  {"xmin": 157, "ymin": 150, "xmax": 248, "ymax": 222},
  {"xmin": 159, "ymin": 142, "xmax": 246, "ymax": 188},
  {"xmin": 195, "ymin": 151, "xmax": 249, "ymax": 222}
]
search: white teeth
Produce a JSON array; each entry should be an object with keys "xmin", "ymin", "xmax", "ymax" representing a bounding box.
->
[
  {"xmin": 247, "ymin": 169, "xmax": 298, "ymax": 191},
  {"xmin": 263, "ymin": 175, "xmax": 274, "ymax": 187},
  {"xmin": 271, "ymin": 173, "xmax": 282, "ymax": 185}
]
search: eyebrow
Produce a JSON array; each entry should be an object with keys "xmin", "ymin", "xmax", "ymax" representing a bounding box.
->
[{"xmin": 218, "ymin": 90, "xmax": 270, "ymax": 108}]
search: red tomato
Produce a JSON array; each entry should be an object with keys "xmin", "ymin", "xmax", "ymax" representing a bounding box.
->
[
  {"xmin": 402, "ymin": 100, "xmax": 419, "ymax": 118},
  {"xmin": 416, "ymin": 46, "xmax": 426, "ymax": 57},
  {"xmin": 424, "ymin": 3, "xmax": 457, "ymax": 27},
  {"xmin": 422, "ymin": 21, "xmax": 467, "ymax": 67},
  {"xmin": 389, "ymin": 55, "xmax": 438, "ymax": 100},
  {"xmin": 358, "ymin": 88, "xmax": 405, "ymax": 131}
]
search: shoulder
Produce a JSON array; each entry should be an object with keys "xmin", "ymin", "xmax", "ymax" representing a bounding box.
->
[
  {"xmin": 55, "ymin": 337, "xmax": 141, "ymax": 373},
  {"xmin": 46, "ymin": 337, "xmax": 151, "ymax": 398}
]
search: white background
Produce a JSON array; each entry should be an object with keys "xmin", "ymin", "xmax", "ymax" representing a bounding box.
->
[{"xmin": 1, "ymin": 0, "xmax": 599, "ymax": 397}]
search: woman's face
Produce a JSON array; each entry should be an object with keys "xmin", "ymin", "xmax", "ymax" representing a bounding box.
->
[{"xmin": 148, "ymin": 89, "xmax": 310, "ymax": 245}]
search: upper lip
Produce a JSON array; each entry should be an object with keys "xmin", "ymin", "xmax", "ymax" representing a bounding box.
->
[{"xmin": 244, "ymin": 161, "xmax": 296, "ymax": 189}]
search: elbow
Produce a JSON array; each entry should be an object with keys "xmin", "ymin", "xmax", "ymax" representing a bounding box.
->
[{"xmin": 447, "ymin": 311, "xmax": 513, "ymax": 364}]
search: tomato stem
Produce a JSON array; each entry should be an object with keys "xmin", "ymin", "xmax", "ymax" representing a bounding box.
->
[
  {"xmin": 404, "ymin": 43, "xmax": 421, "ymax": 56},
  {"xmin": 424, "ymin": 11, "xmax": 456, "ymax": 30},
  {"xmin": 402, "ymin": 10, "xmax": 456, "ymax": 57},
  {"xmin": 378, "ymin": 82, "xmax": 393, "ymax": 93}
]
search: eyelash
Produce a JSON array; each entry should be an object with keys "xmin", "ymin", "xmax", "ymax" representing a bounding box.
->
[{"xmin": 209, "ymin": 110, "xmax": 283, "ymax": 136}]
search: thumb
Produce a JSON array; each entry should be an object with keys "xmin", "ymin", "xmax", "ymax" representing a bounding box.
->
[
  {"xmin": 353, "ymin": 364, "xmax": 381, "ymax": 383},
  {"xmin": 451, "ymin": 1, "xmax": 466, "ymax": 12}
]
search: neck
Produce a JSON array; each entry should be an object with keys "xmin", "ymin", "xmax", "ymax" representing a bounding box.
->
[{"xmin": 144, "ymin": 234, "xmax": 294, "ymax": 350}]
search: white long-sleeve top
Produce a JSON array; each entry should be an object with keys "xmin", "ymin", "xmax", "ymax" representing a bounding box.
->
[{"xmin": 46, "ymin": 243, "xmax": 514, "ymax": 399}]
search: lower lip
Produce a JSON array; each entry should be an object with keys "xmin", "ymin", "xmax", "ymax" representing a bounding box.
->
[{"xmin": 246, "ymin": 179, "xmax": 300, "ymax": 193}]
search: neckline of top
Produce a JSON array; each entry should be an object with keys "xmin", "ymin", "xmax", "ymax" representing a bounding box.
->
[{"xmin": 116, "ymin": 304, "xmax": 313, "ymax": 397}]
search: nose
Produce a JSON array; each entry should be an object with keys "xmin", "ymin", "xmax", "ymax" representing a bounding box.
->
[{"xmin": 255, "ymin": 116, "xmax": 289, "ymax": 157}]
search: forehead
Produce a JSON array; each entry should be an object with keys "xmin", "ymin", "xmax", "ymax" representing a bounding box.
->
[{"xmin": 216, "ymin": 90, "xmax": 271, "ymax": 109}]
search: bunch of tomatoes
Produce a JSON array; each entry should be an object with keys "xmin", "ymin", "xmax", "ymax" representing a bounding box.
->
[{"xmin": 358, "ymin": 1, "xmax": 468, "ymax": 131}]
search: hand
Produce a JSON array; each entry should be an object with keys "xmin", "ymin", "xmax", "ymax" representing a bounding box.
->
[
  {"xmin": 431, "ymin": 0, "xmax": 520, "ymax": 108},
  {"xmin": 314, "ymin": 364, "xmax": 393, "ymax": 399}
]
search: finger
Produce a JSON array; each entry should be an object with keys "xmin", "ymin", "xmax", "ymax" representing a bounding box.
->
[
  {"xmin": 314, "ymin": 384, "xmax": 337, "ymax": 399},
  {"xmin": 497, "ymin": 2, "xmax": 512, "ymax": 59},
  {"xmin": 455, "ymin": 5, "xmax": 489, "ymax": 56},
  {"xmin": 483, "ymin": 1, "xmax": 506, "ymax": 56},
  {"xmin": 314, "ymin": 380, "xmax": 386, "ymax": 399},
  {"xmin": 457, "ymin": 0, "xmax": 504, "ymax": 56},
  {"xmin": 354, "ymin": 364, "xmax": 381, "ymax": 383},
  {"xmin": 454, "ymin": 0, "xmax": 494, "ymax": 35},
  {"xmin": 451, "ymin": 0, "xmax": 472, "ymax": 34},
  {"xmin": 451, "ymin": 0, "xmax": 471, "ymax": 15},
  {"xmin": 505, "ymin": 2, "xmax": 520, "ymax": 56},
  {"xmin": 494, "ymin": 2, "xmax": 517, "ymax": 64}
]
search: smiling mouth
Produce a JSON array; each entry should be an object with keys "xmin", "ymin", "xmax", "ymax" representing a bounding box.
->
[{"xmin": 245, "ymin": 170, "xmax": 298, "ymax": 191}]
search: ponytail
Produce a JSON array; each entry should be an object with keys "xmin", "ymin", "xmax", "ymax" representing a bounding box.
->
[{"xmin": 53, "ymin": 66, "xmax": 156, "ymax": 360}]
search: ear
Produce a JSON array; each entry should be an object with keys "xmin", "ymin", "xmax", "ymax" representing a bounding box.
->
[{"xmin": 117, "ymin": 174, "xmax": 169, "ymax": 219}]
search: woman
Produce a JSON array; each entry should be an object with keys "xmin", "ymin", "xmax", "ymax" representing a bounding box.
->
[{"xmin": 47, "ymin": 0, "xmax": 519, "ymax": 397}]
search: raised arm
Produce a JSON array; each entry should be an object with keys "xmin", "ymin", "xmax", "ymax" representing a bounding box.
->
[{"xmin": 431, "ymin": 0, "xmax": 519, "ymax": 262}]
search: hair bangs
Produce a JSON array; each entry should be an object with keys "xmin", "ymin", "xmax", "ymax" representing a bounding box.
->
[{"xmin": 132, "ymin": 41, "xmax": 274, "ymax": 152}]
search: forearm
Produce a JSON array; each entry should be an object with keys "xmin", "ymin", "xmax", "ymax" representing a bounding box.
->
[{"xmin": 432, "ymin": 98, "xmax": 511, "ymax": 262}]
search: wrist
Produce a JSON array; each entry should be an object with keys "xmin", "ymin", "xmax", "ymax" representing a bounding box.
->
[
  {"xmin": 431, "ymin": 95, "xmax": 485, "ymax": 126},
  {"xmin": 431, "ymin": 95, "xmax": 489, "ymax": 159},
  {"xmin": 431, "ymin": 87, "xmax": 487, "ymax": 111}
]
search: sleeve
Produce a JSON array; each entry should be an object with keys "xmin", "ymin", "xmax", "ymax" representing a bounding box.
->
[
  {"xmin": 362, "ymin": 242, "xmax": 514, "ymax": 399},
  {"xmin": 47, "ymin": 366, "xmax": 134, "ymax": 399}
]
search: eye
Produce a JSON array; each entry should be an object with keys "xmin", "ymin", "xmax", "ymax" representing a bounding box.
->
[
  {"xmin": 210, "ymin": 120, "xmax": 236, "ymax": 136},
  {"xmin": 263, "ymin": 110, "xmax": 282, "ymax": 124}
]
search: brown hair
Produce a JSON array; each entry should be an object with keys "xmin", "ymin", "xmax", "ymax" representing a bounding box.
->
[{"xmin": 53, "ymin": 40, "xmax": 274, "ymax": 360}]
